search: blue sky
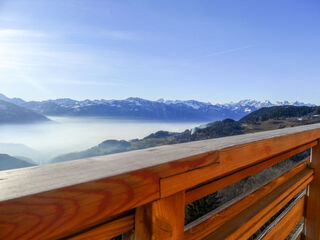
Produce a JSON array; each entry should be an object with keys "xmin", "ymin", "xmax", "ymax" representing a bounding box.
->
[{"xmin": 0, "ymin": 0, "xmax": 319, "ymax": 104}]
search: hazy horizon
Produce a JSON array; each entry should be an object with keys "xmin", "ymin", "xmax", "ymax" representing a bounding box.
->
[{"xmin": 0, "ymin": 116, "xmax": 205, "ymax": 164}]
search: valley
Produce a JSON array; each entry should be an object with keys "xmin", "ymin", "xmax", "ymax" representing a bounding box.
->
[
  {"xmin": 0, "ymin": 94, "xmax": 319, "ymax": 171},
  {"xmin": 52, "ymin": 105, "xmax": 320, "ymax": 163}
]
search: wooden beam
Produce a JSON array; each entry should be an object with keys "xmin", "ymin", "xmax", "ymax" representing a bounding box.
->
[
  {"xmin": 134, "ymin": 191, "xmax": 185, "ymax": 240},
  {"xmin": 184, "ymin": 163, "xmax": 310, "ymax": 240},
  {"xmin": 305, "ymin": 141, "xmax": 320, "ymax": 240},
  {"xmin": 185, "ymin": 141, "xmax": 314, "ymax": 205},
  {"xmin": 262, "ymin": 197, "xmax": 305, "ymax": 240},
  {"xmin": 202, "ymin": 170, "xmax": 313, "ymax": 240},
  {"xmin": 161, "ymin": 133, "xmax": 319, "ymax": 198},
  {"xmin": 67, "ymin": 213, "xmax": 134, "ymax": 240}
]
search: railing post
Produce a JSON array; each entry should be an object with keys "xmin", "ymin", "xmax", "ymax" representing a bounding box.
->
[
  {"xmin": 305, "ymin": 141, "xmax": 320, "ymax": 240},
  {"xmin": 134, "ymin": 191, "xmax": 185, "ymax": 240}
]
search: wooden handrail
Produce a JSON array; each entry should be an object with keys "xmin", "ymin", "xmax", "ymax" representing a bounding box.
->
[
  {"xmin": 1, "ymin": 123, "xmax": 320, "ymax": 239},
  {"xmin": 185, "ymin": 141, "xmax": 316, "ymax": 205}
]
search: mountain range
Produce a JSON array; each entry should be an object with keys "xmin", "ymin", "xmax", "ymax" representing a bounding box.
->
[
  {"xmin": 0, "ymin": 93, "xmax": 315, "ymax": 122},
  {"xmin": 0, "ymin": 100, "xmax": 49, "ymax": 124}
]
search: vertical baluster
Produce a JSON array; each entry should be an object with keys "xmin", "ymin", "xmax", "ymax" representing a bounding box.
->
[
  {"xmin": 133, "ymin": 191, "xmax": 185, "ymax": 240},
  {"xmin": 305, "ymin": 141, "xmax": 320, "ymax": 240}
]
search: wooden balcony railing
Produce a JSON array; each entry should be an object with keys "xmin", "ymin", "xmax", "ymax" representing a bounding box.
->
[{"xmin": 1, "ymin": 123, "xmax": 320, "ymax": 240}]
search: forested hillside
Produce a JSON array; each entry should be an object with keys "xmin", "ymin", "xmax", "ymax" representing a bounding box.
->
[
  {"xmin": 53, "ymin": 105, "xmax": 320, "ymax": 163},
  {"xmin": 240, "ymin": 105, "xmax": 320, "ymax": 123}
]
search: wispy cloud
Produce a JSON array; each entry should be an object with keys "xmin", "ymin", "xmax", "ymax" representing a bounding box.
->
[
  {"xmin": 98, "ymin": 30, "xmax": 139, "ymax": 41},
  {"xmin": 205, "ymin": 45, "xmax": 255, "ymax": 57},
  {"xmin": 177, "ymin": 45, "xmax": 256, "ymax": 68}
]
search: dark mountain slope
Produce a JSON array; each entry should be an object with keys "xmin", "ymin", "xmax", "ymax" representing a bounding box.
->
[
  {"xmin": 240, "ymin": 105, "xmax": 319, "ymax": 124},
  {"xmin": 0, "ymin": 100, "xmax": 49, "ymax": 124},
  {"xmin": 0, "ymin": 154, "xmax": 36, "ymax": 171}
]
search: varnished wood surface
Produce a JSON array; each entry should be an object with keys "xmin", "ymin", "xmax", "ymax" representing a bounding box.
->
[
  {"xmin": 202, "ymin": 169, "xmax": 313, "ymax": 240},
  {"xmin": 0, "ymin": 124, "xmax": 319, "ymax": 239},
  {"xmin": 263, "ymin": 197, "xmax": 305, "ymax": 240},
  {"xmin": 184, "ymin": 163, "xmax": 309, "ymax": 240},
  {"xmin": 185, "ymin": 141, "xmax": 315, "ymax": 205},
  {"xmin": 67, "ymin": 213, "xmax": 134, "ymax": 240},
  {"xmin": 134, "ymin": 191, "xmax": 185, "ymax": 240},
  {"xmin": 160, "ymin": 135, "xmax": 319, "ymax": 197},
  {"xmin": 305, "ymin": 143, "xmax": 320, "ymax": 240},
  {"xmin": 0, "ymin": 170, "xmax": 159, "ymax": 240}
]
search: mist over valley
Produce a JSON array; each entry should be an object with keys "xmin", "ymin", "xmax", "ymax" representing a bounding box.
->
[{"xmin": 0, "ymin": 116, "xmax": 203, "ymax": 164}]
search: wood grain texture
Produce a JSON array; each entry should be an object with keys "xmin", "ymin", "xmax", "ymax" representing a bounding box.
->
[
  {"xmin": 184, "ymin": 163, "xmax": 309, "ymax": 240},
  {"xmin": 161, "ymin": 133, "xmax": 319, "ymax": 198},
  {"xmin": 305, "ymin": 142, "xmax": 320, "ymax": 240},
  {"xmin": 263, "ymin": 197, "xmax": 305, "ymax": 240},
  {"xmin": 0, "ymin": 170, "xmax": 159, "ymax": 240},
  {"xmin": 185, "ymin": 141, "xmax": 315, "ymax": 205},
  {"xmin": 134, "ymin": 191, "xmax": 185, "ymax": 240},
  {"xmin": 67, "ymin": 214, "xmax": 134, "ymax": 240},
  {"xmin": 0, "ymin": 124, "xmax": 319, "ymax": 239},
  {"xmin": 202, "ymin": 169, "xmax": 313, "ymax": 240}
]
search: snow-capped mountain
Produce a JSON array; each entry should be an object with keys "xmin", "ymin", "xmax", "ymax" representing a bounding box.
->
[
  {"xmin": 0, "ymin": 93, "xmax": 315, "ymax": 121},
  {"xmin": 220, "ymin": 99, "xmax": 314, "ymax": 113}
]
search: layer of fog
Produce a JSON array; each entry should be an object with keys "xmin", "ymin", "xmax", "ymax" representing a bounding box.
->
[{"xmin": 0, "ymin": 116, "xmax": 204, "ymax": 164}]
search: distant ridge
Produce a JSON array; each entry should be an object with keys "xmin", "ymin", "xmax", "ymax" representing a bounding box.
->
[
  {"xmin": 239, "ymin": 105, "xmax": 320, "ymax": 124},
  {"xmin": 0, "ymin": 154, "xmax": 36, "ymax": 171},
  {"xmin": 0, "ymin": 93, "xmax": 315, "ymax": 121},
  {"xmin": 0, "ymin": 100, "xmax": 50, "ymax": 124}
]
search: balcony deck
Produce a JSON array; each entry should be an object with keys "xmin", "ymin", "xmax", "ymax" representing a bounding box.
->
[{"xmin": 1, "ymin": 123, "xmax": 320, "ymax": 239}]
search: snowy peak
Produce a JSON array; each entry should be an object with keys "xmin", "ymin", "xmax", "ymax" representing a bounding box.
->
[
  {"xmin": 160, "ymin": 99, "xmax": 211, "ymax": 110},
  {"xmin": 222, "ymin": 99, "xmax": 314, "ymax": 113},
  {"xmin": 0, "ymin": 93, "xmax": 316, "ymax": 121}
]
